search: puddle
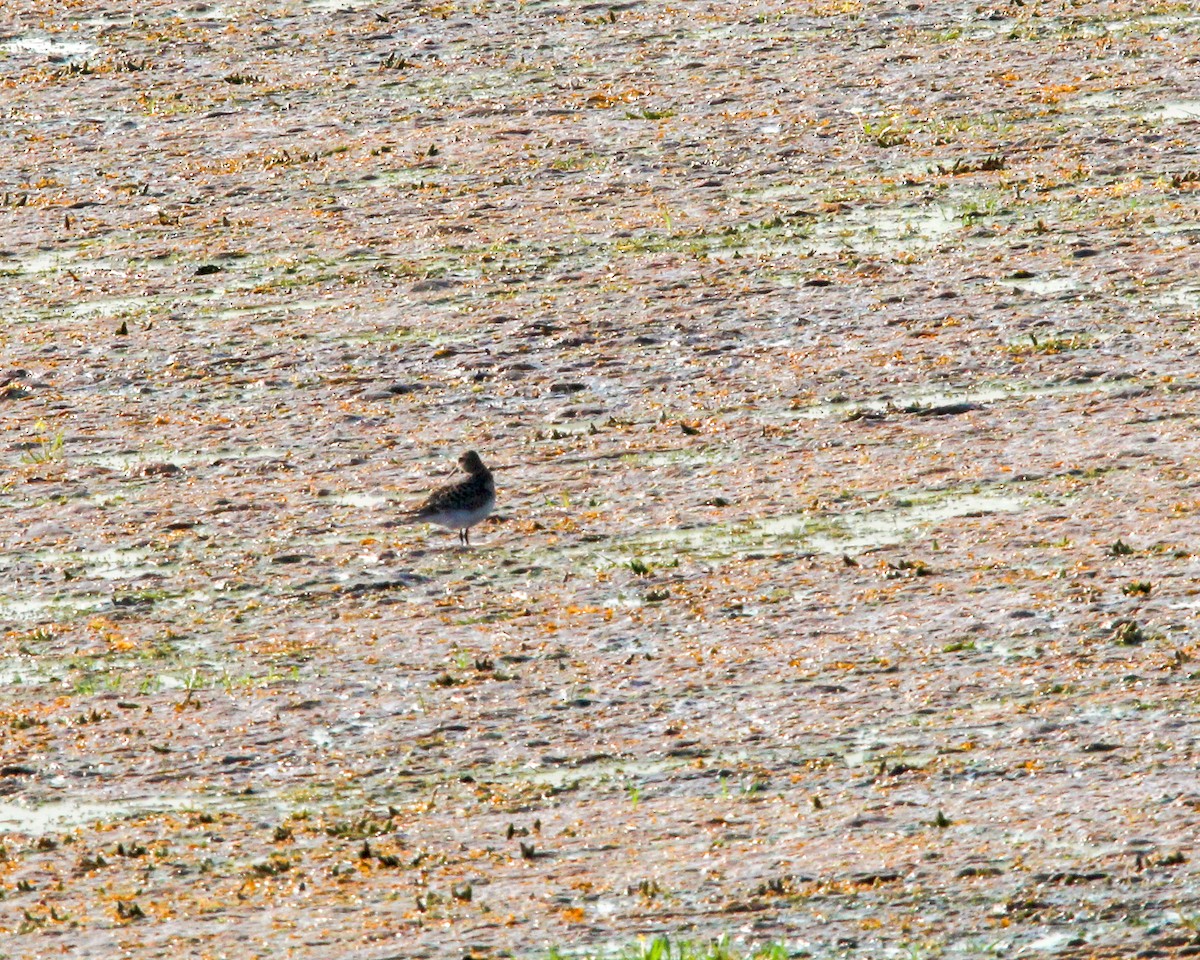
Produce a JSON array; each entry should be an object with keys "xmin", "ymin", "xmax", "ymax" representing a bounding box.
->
[
  {"xmin": 517, "ymin": 755, "xmax": 685, "ymax": 789},
  {"xmin": 78, "ymin": 445, "xmax": 289, "ymax": 472},
  {"xmin": 799, "ymin": 203, "xmax": 969, "ymax": 257},
  {"xmin": 788, "ymin": 377, "xmax": 1123, "ymax": 422},
  {"xmin": 325, "ymin": 492, "xmax": 392, "ymax": 509},
  {"xmin": 612, "ymin": 487, "xmax": 1027, "ymax": 562},
  {"xmin": 0, "ymin": 664, "xmax": 57, "ymax": 688},
  {"xmin": 488, "ymin": 752, "xmax": 764, "ymax": 793},
  {"xmin": 1067, "ymin": 91, "xmax": 1122, "ymax": 113},
  {"xmin": 0, "ymin": 786, "xmax": 281, "ymax": 835},
  {"xmin": 81, "ymin": 450, "xmax": 200, "ymax": 471},
  {"xmin": 215, "ymin": 297, "xmax": 338, "ymax": 321},
  {"xmin": 771, "ymin": 490, "xmax": 1023, "ymax": 552},
  {"xmin": 0, "ymin": 797, "xmax": 200, "ymax": 835},
  {"xmin": 65, "ymin": 295, "xmax": 162, "ymax": 318},
  {"xmin": 0, "ymin": 249, "xmax": 78, "ymax": 275},
  {"xmin": 356, "ymin": 169, "xmax": 430, "ymax": 188},
  {"xmin": 62, "ymin": 289, "xmax": 250, "ymax": 320},
  {"xmin": 1026, "ymin": 931, "xmax": 1084, "ymax": 953},
  {"xmin": 840, "ymin": 748, "xmax": 939, "ymax": 771},
  {"xmin": 1104, "ymin": 14, "xmax": 1200, "ymax": 32},
  {"xmin": 1149, "ymin": 286, "xmax": 1200, "ymax": 312},
  {"xmin": 0, "ymin": 546, "xmax": 176, "ymax": 622},
  {"xmin": 610, "ymin": 190, "xmax": 1000, "ymax": 261},
  {"xmin": 23, "ymin": 546, "xmax": 165, "ymax": 580},
  {"xmin": 618, "ymin": 448, "xmax": 730, "ymax": 468},
  {"xmin": 0, "ymin": 36, "xmax": 97, "ymax": 60},
  {"xmin": 303, "ymin": 0, "xmax": 379, "ymax": 9},
  {"xmin": 1143, "ymin": 100, "xmax": 1200, "ymax": 122},
  {"xmin": 995, "ymin": 275, "xmax": 1081, "ymax": 296},
  {"xmin": 727, "ymin": 203, "xmax": 974, "ymax": 260},
  {"xmin": 0, "ymin": 593, "xmax": 110, "ymax": 622}
]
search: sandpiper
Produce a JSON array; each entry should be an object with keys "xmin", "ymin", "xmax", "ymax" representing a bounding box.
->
[{"xmin": 401, "ymin": 450, "xmax": 495, "ymax": 546}]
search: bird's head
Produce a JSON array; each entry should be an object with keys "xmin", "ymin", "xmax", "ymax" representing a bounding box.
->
[{"xmin": 459, "ymin": 450, "xmax": 487, "ymax": 474}]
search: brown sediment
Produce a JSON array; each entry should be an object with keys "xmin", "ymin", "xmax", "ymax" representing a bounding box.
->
[{"xmin": 2, "ymin": 1, "xmax": 1200, "ymax": 957}]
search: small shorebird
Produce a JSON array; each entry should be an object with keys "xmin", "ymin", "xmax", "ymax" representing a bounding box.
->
[{"xmin": 401, "ymin": 450, "xmax": 495, "ymax": 546}]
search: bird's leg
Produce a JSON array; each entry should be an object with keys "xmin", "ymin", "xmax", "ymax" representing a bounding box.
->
[{"xmin": 463, "ymin": 527, "xmax": 471, "ymax": 546}]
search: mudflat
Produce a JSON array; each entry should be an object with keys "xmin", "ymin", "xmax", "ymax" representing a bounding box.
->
[{"xmin": 2, "ymin": 2, "xmax": 1200, "ymax": 957}]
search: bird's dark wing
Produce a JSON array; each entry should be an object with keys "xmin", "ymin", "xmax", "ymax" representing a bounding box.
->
[{"xmin": 411, "ymin": 478, "xmax": 474, "ymax": 517}]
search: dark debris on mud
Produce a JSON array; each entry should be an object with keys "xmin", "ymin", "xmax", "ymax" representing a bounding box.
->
[{"xmin": 3, "ymin": 1, "xmax": 1200, "ymax": 958}]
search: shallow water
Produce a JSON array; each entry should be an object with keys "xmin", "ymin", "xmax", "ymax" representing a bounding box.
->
[
  {"xmin": 0, "ymin": 796, "xmax": 196, "ymax": 835},
  {"xmin": 613, "ymin": 486, "xmax": 1028, "ymax": 562},
  {"xmin": 1, "ymin": 1, "xmax": 1198, "ymax": 957},
  {"xmin": 0, "ymin": 36, "xmax": 97, "ymax": 59}
]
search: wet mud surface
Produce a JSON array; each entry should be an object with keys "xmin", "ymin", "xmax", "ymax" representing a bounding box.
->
[{"xmin": 3, "ymin": 1, "xmax": 1200, "ymax": 957}]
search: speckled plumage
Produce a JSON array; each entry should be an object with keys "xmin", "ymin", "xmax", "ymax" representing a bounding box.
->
[{"xmin": 402, "ymin": 450, "xmax": 495, "ymax": 545}]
